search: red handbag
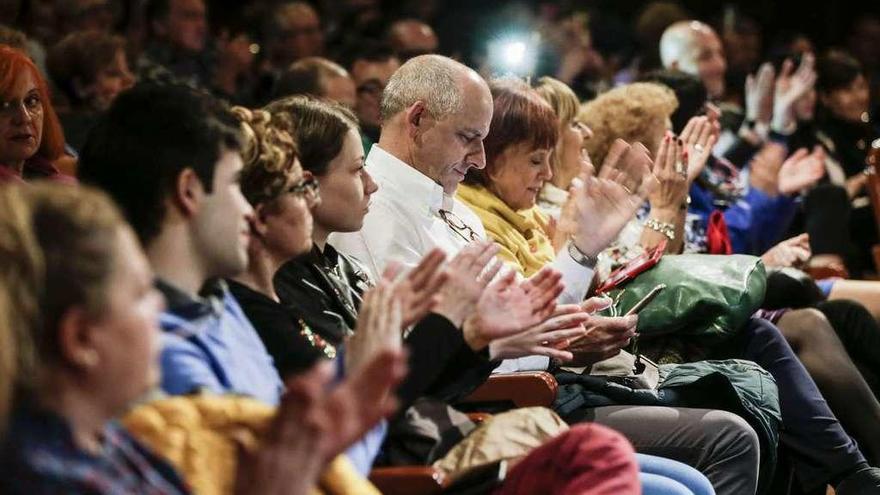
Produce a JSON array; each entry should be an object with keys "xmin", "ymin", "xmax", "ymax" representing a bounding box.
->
[{"xmin": 706, "ymin": 210, "xmax": 733, "ymax": 255}]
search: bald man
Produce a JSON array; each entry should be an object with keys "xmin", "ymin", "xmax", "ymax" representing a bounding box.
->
[
  {"xmin": 387, "ymin": 19, "xmax": 439, "ymax": 61},
  {"xmin": 660, "ymin": 20, "xmax": 727, "ymax": 99}
]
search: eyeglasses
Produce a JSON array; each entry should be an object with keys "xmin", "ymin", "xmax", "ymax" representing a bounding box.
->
[
  {"xmin": 356, "ymin": 80, "xmax": 385, "ymax": 97},
  {"xmin": 438, "ymin": 209, "xmax": 480, "ymax": 242},
  {"xmin": 287, "ymin": 176, "xmax": 320, "ymax": 204},
  {"xmin": 0, "ymin": 94, "xmax": 42, "ymax": 119}
]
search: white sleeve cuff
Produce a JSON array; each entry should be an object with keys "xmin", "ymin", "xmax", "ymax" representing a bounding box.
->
[
  {"xmin": 551, "ymin": 249, "xmax": 594, "ymax": 305},
  {"xmin": 492, "ymin": 356, "xmax": 551, "ymax": 373}
]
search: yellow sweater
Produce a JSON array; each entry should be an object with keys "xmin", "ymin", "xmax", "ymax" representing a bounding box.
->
[
  {"xmin": 123, "ymin": 395, "xmax": 381, "ymax": 495},
  {"xmin": 457, "ymin": 183, "xmax": 556, "ymax": 277}
]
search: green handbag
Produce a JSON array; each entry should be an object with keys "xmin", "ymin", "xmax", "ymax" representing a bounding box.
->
[{"xmin": 602, "ymin": 254, "xmax": 767, "ymax": 344}]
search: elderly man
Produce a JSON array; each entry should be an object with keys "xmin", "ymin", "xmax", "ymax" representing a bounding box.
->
[
  {"xmin": 331, "ymin": 54, "xmax": 763, "ymax": 495},
  {"xmin": 659, "ymin": 20, "xmax": 727, "ymax": 100}
]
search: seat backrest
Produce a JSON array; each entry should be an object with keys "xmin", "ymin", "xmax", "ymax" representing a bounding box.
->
[{"xmin": 864, "ymin": 139, "xmax": 880, "ymax": 235}]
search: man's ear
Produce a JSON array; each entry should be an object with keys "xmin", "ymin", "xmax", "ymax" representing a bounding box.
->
[
  {"xmin": 405, "ymin": 101, "xmax": 431, "ymax": 140},
  {"xmin": 173, "ymin": 168, "xmax": 206, "ymax": 218},
  {"xmin": 56, "ymin": 306, "xmax": 101, "ymax": 372}
]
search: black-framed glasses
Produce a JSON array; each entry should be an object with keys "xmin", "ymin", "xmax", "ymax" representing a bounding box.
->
[
  {"xmin": 438, "ymin": 209, "xmax": 479, "ymax": 242},
  {"xmin": 287, "ymin": 176, "xmax": 320, "ymax": 204}
]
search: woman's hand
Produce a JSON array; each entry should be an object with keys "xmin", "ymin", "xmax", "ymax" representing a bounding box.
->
[
  {"xmin": 679, "ymin": 116, "xmax": 718, "ymax": 183},
  {"xmin": 778, "ymin": 146, "xmax": 825, "ymax": 196},
  {"xmin": 388, "ymin": 249, "xmax": 448, "ymax": 328},
  {"xmin": 761, "ymin": 233, "xmax": 812, "ymax": 269},
  {"xmin": 463, "ymin": 267, "xmax": 564, "ymax": 350},
  {"xmin": 744, "ymin": 63, "xmax": 775, "ymax": 129},
  {"xmin": 772, "ymin": 54, "xmax": 816, "ymax": 133},
  {"xmin": 564, "ymin": 311, "xmax": 638, "ymax": 368},
  {"xmin": 432, "ymin": 242, "xmax": 502, "ymax": 328},
  {"xmin": 487, "ymin": 305, "xmax": 590, "ymax": 362},
  {"xmin": 564, "ymin": 139, "xmax": 656, "ymax": 258},
  {"xmin": 647, "ymin": 132, "xmax": 687, "ymax": 211},
  {"xmin": 237, "ymin": 350, "xmax": 407, "ymax": 495},
  {"xmin": 642, "ymin": 133, "xmax": 686, "ymax": 252},
  {"xmin": 749, "ymin": 142, "xmax": 787, "ymax": 195},
  {"xmin": 344, "ymin": 278, "xmax": 405, "ymax": 374}
]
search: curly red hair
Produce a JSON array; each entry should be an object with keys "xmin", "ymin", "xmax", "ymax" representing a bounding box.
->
[{"xmin": 0, "ymin": 45, "xmax": 65, "ymax": 161}]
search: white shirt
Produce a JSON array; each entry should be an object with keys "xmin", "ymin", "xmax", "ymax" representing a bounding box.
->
[
  {"xmin": 330, "ymin": 145, "xmax": 486, "ymax": 278},
  {"xmin": 332, "ymin": 145, "xmax": 596, "ymax": 372}
]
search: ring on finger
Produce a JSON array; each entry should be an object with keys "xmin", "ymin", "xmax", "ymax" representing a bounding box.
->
[
  {"xmin": 620, "ymin": 184, "xmax": 633, "ymax": 195},
  {"xmin": 693, "ymin": 144, "xmax": 705, "ymax": 153},
  {"xmin": 674, "ymin": 161, "xmax": 687, "ymax": 177}
]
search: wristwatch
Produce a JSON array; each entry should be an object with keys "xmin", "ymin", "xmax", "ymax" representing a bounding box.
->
[{"xmin": 567, "ymin": 241, "xmax": 598, "ymax": 269}]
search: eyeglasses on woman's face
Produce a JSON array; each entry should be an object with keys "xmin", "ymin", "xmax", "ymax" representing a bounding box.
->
[{"xmin": 287, "ymin": 176, "xmax": 321, "ymax": 205}]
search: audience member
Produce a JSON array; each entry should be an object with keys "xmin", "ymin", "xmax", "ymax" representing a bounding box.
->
[
  {"xmin": 660, "ymin": 20, "xmax": 727, "ymax": 101},
  {"xmin": 0, "ymin": 44, "xmax": 68, "ymax": 181},
  {"xmin": 138, "ymin": 0, "xmax": 212, "ymax": 89},
  {"xmin": 263, "ymin": 2, "xmax": 324, "ymax": 72},
  {"xmin": 343, "ymin": 40, "xmax": 400, "ymax": 151},
  {"xmin": 46, "ymin": 31, "xmax": 135, "ymax": 151},
  {"xmin": 272, "ymin": 56, "xmax": 355, "ymax": 108},
  {"xmin": 387, "ymin": 18, "xmax": 439, "ymax": 61}
]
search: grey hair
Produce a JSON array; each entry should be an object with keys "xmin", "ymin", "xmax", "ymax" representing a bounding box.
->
[{"xmin": 380, "ymin": 54, "xmax": 465, "ymax": 122}]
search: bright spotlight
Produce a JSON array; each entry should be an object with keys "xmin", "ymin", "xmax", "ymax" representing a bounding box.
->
[
  {"xmin": 487, "ymin": 32, "xmax": 539, "ymax": 76},
  {"xmin": 503, "ymin": 41, "xmax": 527, "ymax": 68}
]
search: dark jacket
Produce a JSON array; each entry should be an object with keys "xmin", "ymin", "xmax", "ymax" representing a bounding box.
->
[
  {"xmin": 273, "ymin": 243, "xmax": 496, "ymax": 406},
  {"xmin": 273, "ymin": 243, "xmax": 497, "ymax": 468}
]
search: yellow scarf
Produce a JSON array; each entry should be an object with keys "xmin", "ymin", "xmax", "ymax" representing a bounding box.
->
[{"xmin": 457, "ymin": 183, "xmax": 556, "ymax": 277}]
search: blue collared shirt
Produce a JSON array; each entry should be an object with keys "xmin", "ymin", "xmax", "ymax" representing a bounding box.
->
[
  {"xmin": 157, "ymin": 278, "xmax": 385, "ymax": 476},
  {"xmin": 156, "ymin": 279, "xmax": 284, "ymax": 406}
]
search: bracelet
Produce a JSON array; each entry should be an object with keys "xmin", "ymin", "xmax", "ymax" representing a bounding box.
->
[
  {"xmin": 680, "ymin": 195, "xmax": 691, "ymax": 211},
  {"xmin": 567, "ymin": 241, "xmax": 598, "ymax": 268},
  {"xmin": 644, "ymin": 218, "xmax": 676, "ymax": 240}
]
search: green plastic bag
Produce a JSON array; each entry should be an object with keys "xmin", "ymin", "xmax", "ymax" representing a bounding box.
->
[{"xmin": 602, "ymin": 254, "xmax": 767, "ymax": 343}]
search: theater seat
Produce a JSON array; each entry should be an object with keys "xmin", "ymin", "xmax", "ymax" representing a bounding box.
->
[
  {"xmin": 367, "ymin": 373, "xmax": 557, "ymax": 495},
  {"xmin": 461, "ymin": 371, "xmax": 558, "ymax": 409},
  {"xmin": 864, "ymin": 141, "xmax": 880, "ymax": 273}
]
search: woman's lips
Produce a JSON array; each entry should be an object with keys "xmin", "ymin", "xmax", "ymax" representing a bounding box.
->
[{"xmin": 8, "ymin": 133, "xmax": 34, "ymax": 142}]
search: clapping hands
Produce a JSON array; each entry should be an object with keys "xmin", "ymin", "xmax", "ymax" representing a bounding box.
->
[{"xmin": 560, "ymin": 139, "xmax": 656, "ymax": 258}]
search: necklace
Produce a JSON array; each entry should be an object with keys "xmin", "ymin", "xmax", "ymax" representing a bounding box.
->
[{"xmin": 298, "ymin": 318, "xmax": 337, "ymax": 359}]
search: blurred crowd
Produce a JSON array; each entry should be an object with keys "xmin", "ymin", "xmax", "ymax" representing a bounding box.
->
[{"xmin": 0, "ymin": 1, "xmax": 880, "ymax": 495}]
